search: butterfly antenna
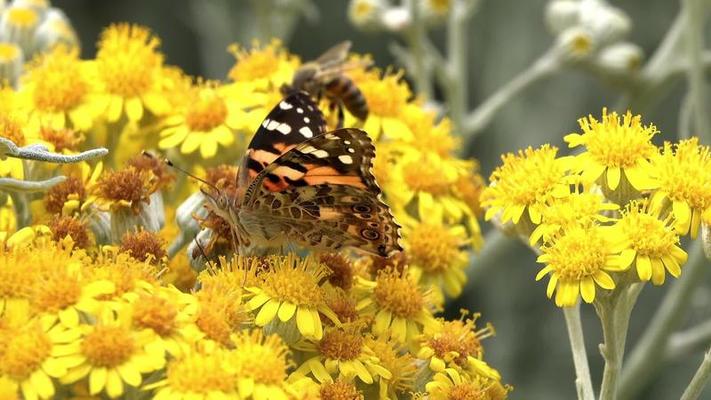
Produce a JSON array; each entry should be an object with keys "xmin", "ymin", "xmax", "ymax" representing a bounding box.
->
[
  {"xmin": 193, "ymin": 236, "xmax": 216, "ymax": 267},
  {"xmin": 141, "ymin": 151, "xmax": 221, "ymax": 193}
]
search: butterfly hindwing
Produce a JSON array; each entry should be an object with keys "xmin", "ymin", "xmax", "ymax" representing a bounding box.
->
[
  {"xmin": 242, "ymin": 128, "xmax": 402, "ymax": 257},
  {"xmin": 239, "ymin": 91, "xmax": 327, "ymax": 188}
]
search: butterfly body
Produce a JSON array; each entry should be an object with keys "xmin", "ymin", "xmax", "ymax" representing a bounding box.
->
[{"xmin": 203, "ymin": 91, "xmax": 400, "ymax": 258}]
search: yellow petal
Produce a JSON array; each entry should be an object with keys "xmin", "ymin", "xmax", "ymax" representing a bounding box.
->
[
  {"xmin": 636, "ymin": 255, "xmax": 652, "ymax": 281},
  {"xmin": 30, "ymin": 370, "xmax": 54, "ymax": 398},
  {"xmin": 125, "ymin": 97, "xmax": 144, "ymax": 121},
  {"xmin": 617, "ymin": 249, "xmax": 637, "ymax": 270},
  {"xmin": 117, "ymin": 363, "xmax": 142, "ymax": 387},
  {"xmin": 200, "ymin": 139, "xmax": 218, "ymax": 159},
  {"xmin": 580, "ymin": 277, "xmax": 596, "ymax": 303},
  {"xmin": 106, "ymin": 369, "xmax": 124, "ymax": 398},
  {"xmin": 606, "ymin": 166, "xmax": 621, "ymax": 190},
  {"xmin": 180, "ymin": 133, "xmax": 202, "ymax": 154},
  {"xmin": 691, "ymin": 209, "xmax": 701, "ymax": 239},
  {"xmin": 89, "ymin": 367, "xmax": 107, "ymax": 395},
  {"xmin": 391, "ymin": 316, "xmax": 407, "ymax": 343},
  {"xmin": 651, "ymin": 258, "xmax": 666, "ymax": 286},
  {"xmin": 255, "ymin": 299, "xmax": 280, "ymax": 326},
  {"xmin": 673, "ymin": 200, "xmax": 692, "ymax": 234},
  {"xmin": 277, "ymin": 301, "xmax": 296, "ymax": 322},
  {"xmin": 662, "ymin": 255, "xmax": 681, "ymax": 278},
  {"xmin": 296, "ymin": 306, "xmax": 315, "ymax": 337},
  {"xmin": 311, "ymin": 309, "xmax": 323, "ymax": 340},
  {"xmin": 593, "ymin": 271, "xmax": 615, "ymax": 290},
  {"xmin": 107, "ymin": 96, "xmax": 123, "ymax": 122},
  {"xmin": 546, "ymin": 274, "xmax": 558, "ymax": 298}
]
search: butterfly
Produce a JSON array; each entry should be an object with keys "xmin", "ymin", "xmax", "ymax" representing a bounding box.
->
[{"xmin": 203, "ymin": 91, "xmax": 401, "ymax": 257}]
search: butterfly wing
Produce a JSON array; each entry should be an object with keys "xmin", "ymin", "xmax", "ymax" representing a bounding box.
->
[
  {"xmin": 242, "ymin": 128, "xmax": 401, "ymax": 257},
  {"xmin": 238, "ymin": 91, "xmax": 327, "ymax": 190}
]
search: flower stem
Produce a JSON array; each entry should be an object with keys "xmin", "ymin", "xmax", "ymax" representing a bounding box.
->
[
  {"xmin": 462, "ymin": 47, "xmax": 561, "ymax": 143},
  {"xmin": 405, "ymin": 0, "xmax": 433, "ymax": 100},
  {"xmin": 618, "ymin": 241, "xmax": 706, "ymax": 400},
  {"xmin": 563, "ymin": 304, "xmax": 596, "ymax": 400},
  {"xmin": 595, "ymin": 283, "xmax": 644, "ymax": 400},
  {"xmin": 682, "ymin": 0, "xmax": 711, "ymax": 143},
  {"xmin": 680, "ymin": 347, "xmax": 711, "ymax": 400}
]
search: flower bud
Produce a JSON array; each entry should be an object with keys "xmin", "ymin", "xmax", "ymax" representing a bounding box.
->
[
  {"xmin": 578, "ymin": 0, "xmax": 630, "ymax": 46},
  {"xmin": 545, "ymin": 0, "xmax": 580, "ymax": 34},
  {"xmin": 33, "ymin": 8, "xmax": 79, "ymax": 53},
  {"xmin": 109, "ymin": 200, "xmax": 162, "ymax": 244},
  {"xmin": 593, "ymin": 42, "xmax": 643, "ymax": 77},
  {"xmin": 348, "ymin": 0, "xmax": 386, "ymax": 31},
  {"xmin": 10, "ymin": 0, "xmax": 49, "ymax": 19},
  {"xmin": 0, "ymin": 4, "xmax": 40, "ymax": 56},
  {"xmin": 86, "ymin": 210, "xmax": 111, "ymax": 246},
  {"xmin": 0, "ymin": 41, "xmax": 22, "ymax": 87},
  {"xmin": 555, "ymin": 26, "xmax": 595, "ymax": 64},
  {"xmin": 381, "ymin": 6, "xmax": 411, "ymax": 32}
]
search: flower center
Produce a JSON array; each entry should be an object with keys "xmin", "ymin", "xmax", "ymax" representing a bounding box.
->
[
  {"xmin": 546, "ymin": 228, "xmax": 608, "ymax": 281},
  {"xmin": 620, "ymin": 211, "xmax": 676, "ymax": 258},
  {"xmin": 320, "ymin": 380, "xmax": 363, "ymax": 400},
  {"xmin": 320, "ymin": 253, "xmax": 354, "ymax": 290},
  {"xmin": 31, "ymin": 48, "xmax": 88, "ymax": 112},
  {"xmin": 81, "ymin": 326, "xmax": 135, "ymax": 368},
  {"xmin": 374, "ymin": 270, "xmax": 423, "ymax": 318},
  {"xmin": 231, "ymin": 331, "xmax": 288, "ymax": 385},
  {"xmin": 96, "ymin": 167, "xmax": 152, "ymax": 203},
  {"xmin": 132, "ymin": 295, "xmax": 177, "ymax": 336},
  {"xmin": 40, "ymin": 127, "xmax": 84, "ymax": 152},
  {"xmin": 120, "ymin": 230, "xmax": 166, "ymax": 264},
  {"xmin": 262, "ymin": 267, "xmax": 323, "ymax": 306},
  {"xmin": 33, "ymin": 270, "xmax": 81, "ymax": 313},
  {"xmin": 6, "ymin": 7, "xmax": 38, "ymax": 28},
  {"xmin": 45, "ymin": 176, "xmax": 86, "ymax": 214},
  {"xmin": 49, "ymin": 216, "xmax": 90, "ymax": 248},
  {"xmin": 97, "ymin": 24, "xmax": 162, "ymax": 98},
  {"xmin": 579, "ymin": 111, "xmax": 658, "ymax": 169},
  {"xmin": 167, "ymin": 352, "xmax": 235, "ymax": 393},
  {"xmin": 447, "ymin": 382, "xmax": 486, "ymax": 400},
  {"xmin": 359, "ymin": 74, "xmax": 410, "ymax": 117},
  {"xmin": 402, "ymin": 161, "xmax": 451, "ymax": 196},
  {"xmin": 0, "ymin": 324, "xmax": 52, "ymax": 379},
  {"xmin": 228, "ymin": 41, "xmax": 286, "ymax": 82},
  {"xmin": 318, "ymin": 329, "xmax": 363, "ymax": 361},
  {"xmin": 0, "ymin": 43, "xmax": 20, "ymax": 62},
  {"xmin": 195, "ymin": 299, "xmax": 245, "ymax": 346},
  {"xmin": 407, "ymin": 223, "xmax": 460, "ymax": 272},
  {"xmin": 0, "ymin": 116, "xmax": 26, "ymax": 146},
  {"xmin": 185, "ymin": 94, "xmax": 227, "ymax": 132},
  {"xmin": 655, "ymin": 139, "xmax": 711, "ymax": 211}
]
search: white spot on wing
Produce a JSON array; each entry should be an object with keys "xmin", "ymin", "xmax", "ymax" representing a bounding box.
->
[
  {"xmin": 299, "ymin": 126, "xmax": 314, "ymax": 138},
  {"xmin": 297, "ymin": 107, "xmax": 303, "ymax": 114},
  {"xmin": 261, "ymin": 119, "xmax": 270, "ymax": 128},
  {"xmin": 279, "ymin": 101, "xmax": 293, "ymax": 110},
  {"xmin": 266, "ymin": 120, "xmax": 280, "ymax": 131},
  {"xmin": 347, "ymin": 148, "xmax": 355, "ymax": 153},
  {"xmin": 304, "ymin": 117, "xmax": 310, "ymax": 123},
  {"xmin": 276, "ymin": 123, "xmax": 291, "ymax": 134},
  {"xmin": 312, "ymin": 149, "xmax": 329, "ymax": 158},
  {"xmin": 338, "ymin": 155, "xmax": 353, "ymax": 164},
  {"xmin": 344, "ymin": 140, "xmax": 351, "ymax": 145}
]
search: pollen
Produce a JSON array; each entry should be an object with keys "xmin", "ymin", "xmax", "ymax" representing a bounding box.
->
[
  {"xmin": 166, "ymin": 351, "xmax": 236, "ymax": 393},
  {"xmin": 28, "ymin": 46, "xmax": 88, "ymax": 112},
  {"xmin": 374, "ymin": 269, "xmax": 423, "ymax": 318},
  {"xmin": 40, "ymin": 127, "xmax": 84, "ymax": 153},
  {"xmin": 618, "ymin": 204, "xmax": 677, "ymax": 258},
  {"xmin": 0, "ymin": 252, "xmax": 33, "ymax": 301},
  {"xmin": 185, "ymin": 86, "xmax": 228, "ymax": 132},
  {"xmin": 49, "ymin": 215, "xmax": 90, "ymax": 248},
  {"xmin": 357, "ymin": 71, "xmax": 410, "ymax": 117},
  {"xmin": 318, "ymin": 327, "xmax": 364, "ymax": 361},
  {"xmin": 402, "ymin": 160, "xmax": 451, "ymax": 196},
  {"xmin": 132, "ymin": 294, "xmax": 178, "ymax": 336},
  {"xmin": 455, "ymin": 174, "xmax": 485, "ymax": 217},
  {"xmin": 261, "ymin": 257, "xmax": 328, "ymax": 307},
  {"xmin": 205, "ymin": 164, "xmax": 239, "ymax": 188},
  {"xmin": 543, "ymin": 226, "xmax": 609, "ymax": 281},
  {"xmin": 447, "ymin": 382, "xmax": 487, "ymax": 400},
  {"xmin": 230, "ymin": 330, "xmax": 289, "ymax": 385},
  {"xmin": 89, "ymin": 252, "xmax": 159, "ymax": 298},
  {"xmin": 324, "ymin": 289, "xmax": 359, "ymax": 324},
  {"xmin": 120, "ymin": 229, "xmax": 166, "ymax": 264},
  {"xmin": 81, "ymin": 325, "xmax": 135, "ymax": 368},
  {"xmin": 96, "ymin": 23, "xmax": 162, "ymax": 98},
  {"xmin": 320, "ymin": 253, "xmax": 354, "ymax": 290},
  {"xmin": 194, "ymin": 289, "xmax": 247, "ymax": 346},
  {"xmin": 95, "ymin": 167, "xmax": 156, "ymax": 209},
  {"xmin": 0, "ymin": 115, "xmax": 26, "ymax": 146},
  {"xmin": 44, "ymin": 176, "xmax": 85, "ymax": 214},
  {"xmin": 653, "ymin": 138, "xmax": 711, "ymax": 212},
  {"xmin": 320, "ymin": 380, "xmax": 364, "ymax": 400},
  {"xmin": 566, "ymin": 109, "xmax": 658, "ymax": 169},
  {"xmin": 228, "ymin": 39, "xmax": 292, "ymax": 82},
  {"xmin": 32, "ymin": 269, "xmax": 81, "ymax": 313},
  {"xmin": 407, "ymin": 223, "xmax": 461, "ymax": 273},
  {"xmin": 127, "ymin": 153, "xmax": 175, "ymax": 189},
  {"xmin": 427, "ymin": 314, "xmax": 494, "ymax": 367},
  {"xmin": 0, "ymin": 323, "xmax": 52, "ymax": 380}
]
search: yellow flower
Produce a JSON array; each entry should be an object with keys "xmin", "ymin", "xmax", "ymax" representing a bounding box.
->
[
  {"xmin": 400, "ymin": 197, "xmax": 472, "ymax": 298},
  {"xmin": 94, "ymin": 24, "xmax": 171, "ymax": 122},
  {"xmin": 565, "ymin": 109, "xmax": 659, "ymax": 191},
  {"xmin": 357, "ymin": 268, "xmax": 438, "ymax": 344},
  {"xmin": 43, "ymin": 161, "xmax": 102, "ymax": 216},
  {"xmin": 529, "ymin": 190, "xmax": 618, "ymax": 245},
  {"xmin": 60, "ymin": 307, "xmax": 165, "ymax": 398},
  {"xmin": 227, "ymin": 39, "xmax": 299, "ymax": 90},
  {"xmin": 229, "ymin": 329, "xmax": 296, "ymax": 400},
  {"xmin": 366, "ymin": 336, "xmax": 418, "ymax": 399},
  {"xmin": 400, "ymin": 102, "xmax": 459, "ymax": 157},
  {"xmin": 92, "ymin": 166, "xmax": 159, "ymax": 214},
  {"xmin": 317, "ymin": 379, "xmax": 364, "ymax": 400},
  {"xmin": 295, "ymin": 324, "xmax": 392, "ymax": 385},
  {"xmin": 352, "ymin": 69, "xmax": 413, "ymax": 141},
  {"xmin": 482, "ymin": 145, "xmax": 571, "ymax": 225},
  {"xmin": 612, "ymin": 201, "xmax": 687, "ymax": 285},
  {"xmin": 0, "ymin": 306, "xmax": 80, "ymax": 400},
  {"xmin": 0, "ymin": 113, "xmax": 27, "ymax": 179},
  {"xmin": 650, "ymin": 138, "xmax": 711, "ymax": 238},
  {"xmin": 147, "ymin": 347, "xmax": 239, "ymax": 399},
  {"xmin": 417, "ymin": 312, "xmax": 495, "ymax": 375},
  {"xmin": 184, "ymin": 276, "xmax": 248, "ymax": 348},
  {"xmin": 425, "ymin": 367, "xmax": 511, "ymax": 400},
  {"xmin": 86, "ymin": 249, "xmax": 159, "ymax": 304},
  {"xmin": 536, "ymin": 225, "xmax": 627, "ymax": 307},
  {"xmin": 245, "ymin": 254, "xmax": 339, "ymax": 341},
  {"xmin": 159, "ymin": 82, "xmax": 249, "ymax": 159},
  {"xmin": 19, "ymin": 45, "xmax": 102, "ymax": 131}
]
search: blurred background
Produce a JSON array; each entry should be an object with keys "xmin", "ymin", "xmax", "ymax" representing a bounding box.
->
[{"xmin": 52, "ymin": 1, "xmax": 709, "ymax": 398}]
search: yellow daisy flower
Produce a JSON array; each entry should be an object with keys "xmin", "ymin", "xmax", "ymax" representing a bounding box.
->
[
  {"xmin": 649, "ymin": 138, "xmax": 711, "ymax": 238},
  {"xmin": 94, "ymin": 24, "xmax": 171, "ymax": 123},
  {"xmin": 146, "ymin": 347, "xmax": 239, "ymax": 399},
  {"xmin": 227, "ymin": 39, "xmax": 299, "ymax": 90},
  {"xmin": 536, "ymin": 225, "xmax": 628, "ymax": 307},
  {"xmin": 612, "ymin": 201, "xmax": 687, "ymax": 285},
  {"xmin": 19, "ymin": 45, "xmax": 102, "ymax": 131},
  {"xmin": 565, "ymin": 108, "xmax": 659, "ymax": 192},
  {"xmin": 86, "ymin": 248, "xmax": 159, "ymax": 303},
  {"xmin": 366, "ymin": 336, "xmax": 418, "ymax": 399},
  {"xmin": 43, "ymin": 161, "xmax": 102, "ymax": 216},
  {"xmin": 400, "ymin": 196, "xmax": 472, "ymax": 298},
  {"xmin": 295, "ymin": 323, "xmax": 392, "ymax": 385},
  {"xmin": 59, "ymin": 307, "xmax": 165, "ymax": 398},
  {"xmin": 317, "ymin": 379, "xmax": 364, "ymax": 400},
  {"xmin": 400, "ymin": 102, "xmax": 459, "ymax": 157},
  {"xmin": 159, "ymin": 82, "xmax": 250, "ymax": 159},
  {"xmin": 357, "ymin": 268, "xmax": 438, "ymax": 344},
  {"xmin": 351, "ymin": 69, "xmax": 413, "ymax": 141},
  {"xmin": 0, "ymin": 113, "xmax": 28, "ymax": 179},
  {"xmin": 0, "ymin": 308, "xmax": 80, "ymax": 400},
  {"xmin": 245, "ymin": 254, "xmax": 339, "ymax": 341},
  {"xmin": 425, "ymin": 367, "xmax": 511, "ymax": 400},
  {"xmin": 92, "ymin": 166, "xmax": 159, "ymax": 214},
  {"xmin": 482, "ymin": 145, "xmax": 572, "ymax": 226}
]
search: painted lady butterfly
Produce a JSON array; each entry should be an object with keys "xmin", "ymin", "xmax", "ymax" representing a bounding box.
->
[{"xmin": 204, "ymin": 91, "xmax": 401, "ymax": 257}]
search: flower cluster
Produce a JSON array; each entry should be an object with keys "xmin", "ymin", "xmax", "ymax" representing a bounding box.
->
[
  {"xmin": 483, "ymin": 109, "xmax": 701, "ymax": 307},
  {"xmin": 0, "ymin": 17, "xmax": 507, "ymax": 400}
]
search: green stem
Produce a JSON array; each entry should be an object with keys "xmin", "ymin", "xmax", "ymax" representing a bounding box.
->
[
  {"xmin": 682, "ymin": 0, "xmax": 711, "ymax": 142},
  {"xmin": 595, "ymin": 283, "xmax": 645, "ymax": 400},
  {"xmin": 405, "ymin": 0, "xmax": 433, "ymax": 100},
  {"xmin": 444, "ymin": 0, "xmax": 470, "ymax": 134},
  {"xmin": 618, "ymin": 241, "xmax": 706, "ymax": 400},
  {"xmin": 563, "ymin": 304, "xmax": 596, "ymax": 400},
  {"xmin": 680, "ymin": 347, "xmax": 711, "ymax": 400}
]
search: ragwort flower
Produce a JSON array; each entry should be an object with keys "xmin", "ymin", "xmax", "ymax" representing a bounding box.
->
[{"xmin": 227, "ymin": 39, "xmax": 299, "ymax": 89}]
